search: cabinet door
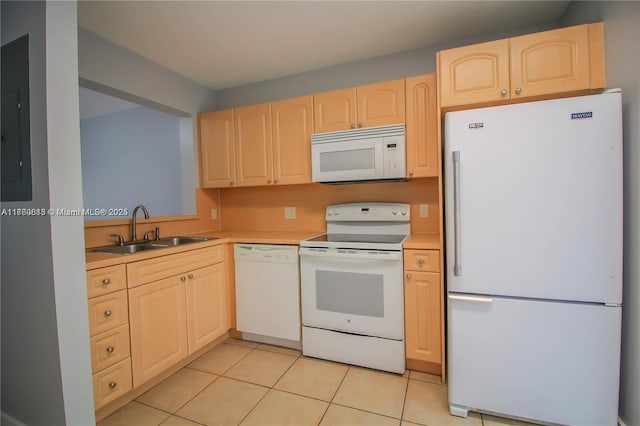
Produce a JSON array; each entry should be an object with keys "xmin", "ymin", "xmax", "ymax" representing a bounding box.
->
[
  {"xmin": 404, "ymin": 271, "xmax": 441, "ymax": 364},
  {"xmin": 199, "ymin": 110, "xmax": 236, "ymax": 188},
  {"xmin": 356, "ymin": 79, "xmax": 405, "ymax": 128},
  {"xmin": 405, "ymin": 74, "xmax": 439, "ymax": 178},
  {"xmin": 271, "ymin": 96, "xmax": 313, "ymax": 185},
  {"xmin": 185, "ymin": 264, "xmax": 228, "ymax": 354},
  {"xmin": 234, "ymin": 103, "xmax": 273, "ymax": 186},
  {"xmin": 510, "ymin": 23, "xmax": 600, "ymax": 99},
  {"xmin": 129, "ymin": 277, "xmax": 188, "ymax": 388},
  {"xmin": 438, "ymin": 39, "xmax": 510, "ymax": 107},
  {"xmin": 313, "ymin": 88, "xmax": 357, "ymax": 133}
]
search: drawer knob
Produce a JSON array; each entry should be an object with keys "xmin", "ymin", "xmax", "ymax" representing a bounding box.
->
[
  {"xmin": 358, "ymin": 123, "xmax": 363, "ymax": 128},
  {"xmin": 109, "ymin": 382, "xmax": 117, "ymax": 389},
  {"xmin": 106, "ymin": 346, "xmax": 115, "ymax": 353},
  {"xmin": 180, "ymin": 276, "xmax": 187, "ymax": 282},
  {"xmin": 418, "ymin": 258, "xmax": 424, "ymax": 265},
  {"xmin": 409, "ymin": 171, "xmax": 414, "ymax": 176},
  {"xmin": 104, "ymin": 310, "xmax": 112, "ymax": 317},
  {"xmin": 406, "ymin": 273, "xmax": 412, "ymax": 279},
  {"xmin": 515, "ymin": 87, "xmax": 522, "ymax": 95},
  {"xmin": 102, "ymin": 278, "xmax": 111, "ymax": 285},
  {"xmin": 501, "ymin": 89, "xmax": 508, "ymax": 96},
  {"xmin": 188, "ymin": 274, "xmax": 194, "ymax": 279},
  {"xmin": 350, "ymin": 124, "xmax": 355, "ymax": 129}
]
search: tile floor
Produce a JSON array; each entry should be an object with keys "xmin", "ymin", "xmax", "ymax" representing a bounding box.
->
[{"xmin": 99, "ymin": 338, "xmax": 533, "ymax": 426}]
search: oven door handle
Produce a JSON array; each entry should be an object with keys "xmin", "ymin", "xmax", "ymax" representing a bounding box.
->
[{"xmin": 299, "ymin": 247, "xmax": 402, "ymax": 261}]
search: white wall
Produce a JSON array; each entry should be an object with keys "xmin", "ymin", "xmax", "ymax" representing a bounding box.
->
[
  {"xmin": 562, "ymin": 2, "xmax": 640, "ymax": 425},
  {"xmin": 1, "ymin": 1, "xmax": 94, "ymax": 424}
]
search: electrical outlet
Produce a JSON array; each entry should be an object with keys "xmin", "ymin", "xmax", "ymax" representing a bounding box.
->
[
  {"xmin": 419, "ymin": 204, "xmax": 429, "ymax": 218},
  {"xmin": 284, "ymin": 207, "xmax": 296, "ymax": 219},
  {"xmin": 211, "ymin": 208, "xmax": 217, "ymax": 219}
]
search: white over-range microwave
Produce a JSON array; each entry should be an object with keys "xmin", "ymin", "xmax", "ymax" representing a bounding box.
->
[{"xmin": 311, "ymin": 124, "xmax": 406, "ymax": 184}]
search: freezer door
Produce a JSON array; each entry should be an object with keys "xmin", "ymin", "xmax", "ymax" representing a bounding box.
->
[
  {"xmin": 444, "ymin": 93, "xmax": 623, "ymax": 304},
  {"xmin": 448, "ymin": 295, "xmax": 621, "ymax": 425}
]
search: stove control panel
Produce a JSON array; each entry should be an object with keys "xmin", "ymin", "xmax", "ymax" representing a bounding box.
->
[{"xmin": 326, "ymin": 202, "xmax": 410, "ymax": 222}]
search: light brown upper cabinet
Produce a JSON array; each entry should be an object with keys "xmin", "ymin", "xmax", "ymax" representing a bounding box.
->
[
  {"xmin": 199, "ymin": 109, "xmax": 236, "ymax": 188},
  {"xmin": 234, "ymin": 103, "xmax": 273, "ymax": 187},
  {"xmin": 438, "ymin": 23, "xmax": 605, "ymax": 109},
  {"xmin": 314, "ymin": 79, "xmax": 405, "ymax": 133},
  {"xmin": 271, "ymin": 96, "xmax": 313, "ymax": 185},
  {"xmin": 405, "ymin": 74, "xmax": 439, "ymax": 178}
]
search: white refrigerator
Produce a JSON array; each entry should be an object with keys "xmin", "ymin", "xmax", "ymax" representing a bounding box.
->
[{"xmin": 444, "ymin": 92, "xmax": 623, "ymax": 425}]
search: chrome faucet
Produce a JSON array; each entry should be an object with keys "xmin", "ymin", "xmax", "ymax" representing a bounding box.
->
[{"xmin": 130, "ymin": 204, "xmax": 150, "ymax": 242}]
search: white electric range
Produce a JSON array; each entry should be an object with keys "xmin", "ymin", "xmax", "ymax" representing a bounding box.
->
[{"xmin": 299, "ymin": 202, "xmax": 410, "ymax": 374}]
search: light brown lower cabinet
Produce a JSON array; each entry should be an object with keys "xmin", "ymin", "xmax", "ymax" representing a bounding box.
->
[{"xmin": 404, "ymin": 249, "xmax": 443, "ymax": 377}]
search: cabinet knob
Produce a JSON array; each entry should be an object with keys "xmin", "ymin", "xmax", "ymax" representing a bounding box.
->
[
  {"xmin": 409, "ymin": 171, "xmax": 414, "ymax": 176},
  {"xmin": 515, "ymin": 87, "xmax": 522, "ymax": 95},
  {"xmin": 180, "ymin": 276, "xmax": 187, "ymax": 282},
  {"xmin": 274, "ymin": 179, "xmax": 278, "ymax": 184},
  {"xmin": 350, "ymin": 124, "xmax": 355, "ymax": 129},
  {"xmin": 358, "ymin": 123, "xmax": 363, "ymax": 128},
  {"xmin": 188, "ymin": 274, "xmax": 194, "ymax": 279},
  {"xmin": 106, "ymin": 346, "xmax": 115, "ymax": 353},
  {"xmin": 501, "ymin": 89, "xmax": 508, "ymax": 96},
  {"xmin": 104, "ymin": 310, "xmax": 112, "ymax": 317},
  {"xmin": 102, "ymin": 278, "xmax": 111, "ymax": 285},
  {"xmin": 267, "ymin": 179, "xmax": 272, "ymax": 184},
  {"xmin": 109, "ymin": 382, "xmax": 117, "ymax": 389},
  {"xmin": 230, "ymin": 181, "xmax": 235, "ymax": 186},
  {"xmin": 418, "ymin": 258, "xmax": 424, "ymax": 265},
  {"xmin": 406, "ymin": 273, "xmax": 412, "ymax": 279}
]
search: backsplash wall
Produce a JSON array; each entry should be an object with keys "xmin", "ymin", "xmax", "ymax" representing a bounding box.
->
[{"xmin": 218, "ymin": 178, "xmax": 440, "ymax": 234}]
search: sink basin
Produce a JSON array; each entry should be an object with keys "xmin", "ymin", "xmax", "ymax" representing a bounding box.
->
[
  {"xmin": 89, "ymin": 236, "xmax": 217, "ymax": 255},
  {"xmin": 156, "ymin": 236, "xmax": 214, "ymax": 246},
  {"xmin": 91, "ymin": 243, "xmax": 162, "ymax": 255}
]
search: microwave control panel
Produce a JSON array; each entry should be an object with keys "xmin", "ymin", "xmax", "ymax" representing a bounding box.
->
[{"xmin": 382, "ymin": 135, "xmax": 406, "ymax": 176}]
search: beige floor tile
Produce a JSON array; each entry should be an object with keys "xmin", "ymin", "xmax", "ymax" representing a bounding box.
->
[
  {"xmin": 137, "ymin": 368, "xmax": 217, "ymax": 413},
  {"xmin": 224, "ymin": 349, "xmax": 297, "ymax": 387},
  {"xmin": 256, "ymin": 343, "xmax": 302, "ymax": 357},
  {"xmin": 225, "ymin": 337, "xmax": 260, "ymax": 348},
  {"xmin": 409, "ymin": 370, "xmax": 443, "ymax": 385},
  {"xmin": 176, "ymin": 377, "xmax": 267, "ymax": 425},
  {"xmin": 402, "ymin": 380, "xmax": 482, "ymax": 426},
  {"xmin": 274, "ymin": 357, "xmax": 348, "ymax": 401},
  {"xmin": 188, "ymin": 343, "xmax": 252, "ymax": 375},
  {"xmin": 321, "ymin": 404, "xmax": 400, "ymax": 426},
  {"xmin": 482, "ymin": 414, "xmax": 539, "ymax": 425},
  {"xmin": 241, "ymin": 389, "xmax": 328, "ymax": 426},
  {"xmin": 332, "ymin": 367, "xmax": 407, "ymax": 419},
  {"xmin": 160, "ymin": 415, "xmax": 204, "ymax": 426},
  {"xmin": 400, "ymin": 422, "xmax": 423, "ymax": 426},
  {"xmin": 98, "ymin": 401, "xmax": 171, "ymax": 426}
]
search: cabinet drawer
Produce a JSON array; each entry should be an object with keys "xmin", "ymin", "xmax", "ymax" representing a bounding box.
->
[
  {"xmin": 127, "ymin": 246, "xmax": 223, "ymax": 288},
  {"xmin": 92, "ymin": 357, "xmax": 132, "ymax": 409},
  {"xmin": 88, "ymin": 290, "xmax": 128, "ymax": 336},
  {"xmin": 404, "ymin": 249, "xmax": 440, "ymax": 272},
  {"xmin": 86, "ymin": 265, "xmax": 127, "ymax": 298},
  {"xmin": 90, "ymin": 323, "xmax": 131, "ymax": 373}
]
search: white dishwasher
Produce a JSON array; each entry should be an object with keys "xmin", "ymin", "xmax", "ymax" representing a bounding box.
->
[{"xmin": 234, "ymin": 244, "xmax": 301, "ymax": 348}]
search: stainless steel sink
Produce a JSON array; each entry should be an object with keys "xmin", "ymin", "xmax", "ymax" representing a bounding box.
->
[{"xmin": 89, "ymin": 236, "xmax": 217, "ymax": 255}]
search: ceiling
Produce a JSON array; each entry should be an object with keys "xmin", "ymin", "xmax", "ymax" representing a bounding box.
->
[{"xmin": 77, "ymin": 1, "xmax": 571, "ymax": 91}]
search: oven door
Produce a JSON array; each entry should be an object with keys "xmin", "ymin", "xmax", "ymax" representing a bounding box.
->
[
  {"xmin": 299, "ymin": 247, "xmax": 404, "ymax": 340},
  {"xmin": 311, "ymin": 138, "xmax": 384, "ymax": 183}
]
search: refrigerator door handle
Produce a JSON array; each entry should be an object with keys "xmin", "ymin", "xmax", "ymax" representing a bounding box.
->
[
  {"xmin": 453, "ymin": 151, "xmax": 462, "ymax": 276},
  {"xmin": 449, "ymin": 294, "xmax": 493, "ymax": 303}
]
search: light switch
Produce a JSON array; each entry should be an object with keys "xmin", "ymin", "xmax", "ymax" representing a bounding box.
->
[
  {"xmin": 284, "ymin": 207, "xmax": 296, "ymax": 219},
  {"xmin": 211, "ymin": 208, "xmax": 217, "ymax": 219},
  {"xmin": 419, "ymin": 204, "xmax": 429, "ymax": 218}
]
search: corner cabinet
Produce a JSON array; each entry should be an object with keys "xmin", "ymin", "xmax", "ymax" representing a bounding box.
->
[
  {"xmin": 199, "ymin": 109, "xmax": 236, "ymax": 188},
  {"xmin": 313, "ymin": 79, "xmax": 405, "ymax": 133},
  {"xmin": 438, "ymin": 23, "xmax": 605, "ymax": 108},
  {"xmin": 403, "ymin": 249, "xmax": 443, "ymax": 376},
  {"xmin": 405, "ymin": 73, "xmax": 439, "ymax": 178}
]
